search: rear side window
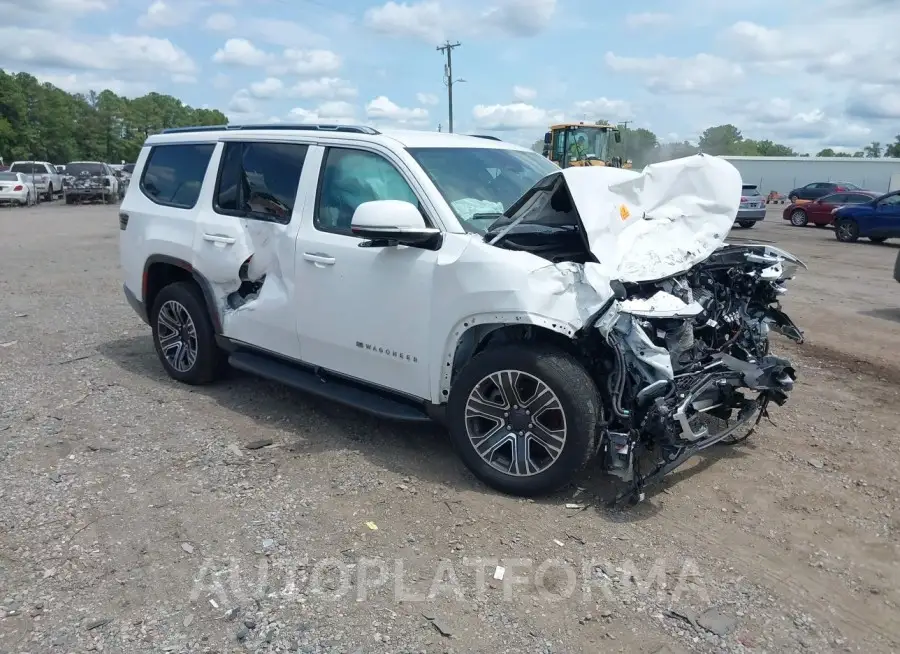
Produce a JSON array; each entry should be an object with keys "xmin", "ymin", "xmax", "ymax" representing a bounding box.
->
[
  {"xmin": 140, "ymin": 143, "xmax": 215, "ymax": 209},
  {"xmin": 847, "ymin": 193, "xmax": 872, "ymax": 203},
  {"xmin": 10, "ymin": 163, "xmax": 44, "ymax": 174},
  {"xmin": 821, "ymin": 194, "xmax": 845, "ymax": 203},
  {"xmin": 214, "ymin": 141, "xmax": 308, "ymax": 224}
]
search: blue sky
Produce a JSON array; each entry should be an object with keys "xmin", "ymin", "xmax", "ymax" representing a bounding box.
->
[{"xmin": 2, "ymin": 0, "xmax": 899, "ymax": 153}]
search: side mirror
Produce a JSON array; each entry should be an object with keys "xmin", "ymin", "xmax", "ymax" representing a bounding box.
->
[
  {"xmin": 614, "ymin": 131, "xmax": 622, "ymax": 143},
  {"xmin": 350, "ymin": 200, "xmax": 442, "ymax": 250},
  {"xmin": 543, "ymin": 131, "xmax": 551, "ymax": 145}
]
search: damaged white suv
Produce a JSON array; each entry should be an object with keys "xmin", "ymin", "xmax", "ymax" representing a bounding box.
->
[{"xmin": 119, "ymin": 124, "xmax": 805, "ymax": 503}]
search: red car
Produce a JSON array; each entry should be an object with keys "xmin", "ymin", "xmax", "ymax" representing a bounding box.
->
[{"xmin": 782, "ymin": 190, "xmax": 880, "ymax": 227}]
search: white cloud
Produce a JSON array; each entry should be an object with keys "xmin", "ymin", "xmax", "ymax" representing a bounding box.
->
[
  {"xmin": 288, "ymin": 101, "xmax": 357, "ymax": 123},
  {"xmin": 204, "ymin": 12, "xmax": 237, "ymax": 31},
  {"xmin": 605, "ymin": 52, "xmax": 743, "ymax": 94},
  {"xmin": 725, "ymin": 18, "xmax": 900, "ymax": 85},
  {"xmin": 138, "ymin": 0, "xmax": 186, "ymax": 28},
  {"xmin": 30, "ymin": 72, "xmax": 152, "ymax": 96},
  {"xmin": 0, "ymin": 27, "xmax": 197, "ymax": 77},
  {"xmin": 846, "ymin": 86, "xmax": 900, "ymax": 121},
  {"xmin": 291, "ymin": 77, "xmax": 357, "ymax": 100},
  {"xmin": 471, "ymin": 102, "xmax": 561, "ymax": 131},
  {"xmin": 212, "ymin": 38, "xmax": 270, "ymax": 67},
  {"xmin": 275, "ymin": 49, "xmax": 342, "ymax": 76},
  {"xmin": 572, "ymin": 98, "xmax": 632, "ymax": 121},
  {"xmin": 0, "ymin": 0, "xmax": 114, "ymax": 25},
  {"xmin": 249, "ymin": 77, "xmax": 284, "ymax": 99},
  {"xmin": 417, "ymin": 92, "xmax": 439, "ymax": 106},
  {"xmin": 228, "ymin": 89, "xmax": 256, "ymax": 114},
  {"xmin": 513, "ymin": 85, "xmax": 536, "ymax": 101},
  {"xmin": 625, "ymin": 12, "xmax": 671, "ymax": 28},
  {"xmin": 365, "ymin": 95, "xmax": 429, "ymax": 125},
  {"xmin": 364, "ymin": 0, "xmax": 557, "ymax": 43}
]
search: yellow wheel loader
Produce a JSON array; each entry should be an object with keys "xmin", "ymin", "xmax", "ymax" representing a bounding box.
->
[{"xmin": 542, "ymin": 122, "xmax": 630, "ymax": 169}]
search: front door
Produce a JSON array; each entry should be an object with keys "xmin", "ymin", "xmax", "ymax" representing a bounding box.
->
[
  {"xmin": 871, "ymin": 193, "xmax": 900, "ymax": 238},
  {"xmin": 294, "ymin": 144, "xmax": 439, "ymax": 400}
]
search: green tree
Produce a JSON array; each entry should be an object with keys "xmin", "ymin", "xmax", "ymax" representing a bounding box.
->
[
  {"xmin": 864, "ymin": 141, "xmax": 883, "ymax": 158},
  {"xmin": 698, "ymin": 124, "xmax": 744, "ymax": 155},
  {"xmin": 885, "ymin": 136, "xmax": 900, "ymax": 158},
  {"xmin": 0, "ymin": 70, "xmax": 227, "ymax": 164},
  {"xmin": 753, "ymin": 139, "xmax": 795, "ymax": 156}
]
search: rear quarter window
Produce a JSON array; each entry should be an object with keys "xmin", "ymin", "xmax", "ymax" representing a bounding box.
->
[{"xmin": 140, "ymin": 143, "xmax": 216, "ymax": 209}]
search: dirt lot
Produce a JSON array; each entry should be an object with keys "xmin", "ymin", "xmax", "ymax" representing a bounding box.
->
[{"xmin": 0, "ymin": 203, "xmax": 898, "ymax": 654}]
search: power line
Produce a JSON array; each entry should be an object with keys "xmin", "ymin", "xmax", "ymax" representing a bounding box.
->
[{"xmin": 436, "ymin": 40, "xmax": 462, "ymax": 133}]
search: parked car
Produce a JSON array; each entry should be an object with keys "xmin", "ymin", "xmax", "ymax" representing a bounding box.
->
[
  {"xmin": 783, "ymin": 191, "xmax": 880, "ymax": 227},
  {"xmin": 63, "ymin": 161, "xmax": 121, "ymax": 203},
  {"xmin": 735, "ymin": 184, "xmax": 766, "ymax": 228},
  {"xmin": 117, "ymin": 124, "xmax": 804, "ymax": 501},
  {"xmin": 7, "ymin": 160, "xmax": 62, "ymax": 201},
  {"xmin": 833, "ymin": 190, "xmax": 900, "ymax": 243},
  {"xmin": 0, "ymin": 171, "xmax": 37, "ymax": 206},
  {"xmin": 787, "ymin": 181, "xmax": 863, "ymax": 202}
]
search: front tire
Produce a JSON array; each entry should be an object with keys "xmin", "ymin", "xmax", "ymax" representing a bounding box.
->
[
  {"xmin": 150, "ymin": 281, "xmax": 224, "ymax": 385},
  {"xmin": 447, "ymin": 344, "xmax": 601, "ymax": 497},
  {"xmin": 789, "ymin": 209, "xmax": 808, "ymax": 226},
  {"xmin": 835, "ymin": 219, "xmax": 859, "ymax": 242},
  {"xmin": 45, "ymin": 184, "xmax": 54, "ymax": 202}
]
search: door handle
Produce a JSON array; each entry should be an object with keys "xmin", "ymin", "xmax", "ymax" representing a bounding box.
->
[
  {"xmin": 203, "ymin": 233, "xmax": 236, "ymax": 245},
  {"xmin": 302, "ymin": 252, "xmax": 335, "ymax": 265}
]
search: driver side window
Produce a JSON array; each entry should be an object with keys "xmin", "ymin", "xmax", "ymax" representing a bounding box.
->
[
  {"xmin": 878, "ymin": 194, "xmax": 900, "ymax": 206},
  {"xmin": 314, "ymin": 147, "xmax": 422, "ymax": 235}
]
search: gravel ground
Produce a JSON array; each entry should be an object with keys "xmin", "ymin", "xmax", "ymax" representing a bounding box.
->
[{"xmin": 0, "ymin": 203, "xmax": 898, "ymax": 654}]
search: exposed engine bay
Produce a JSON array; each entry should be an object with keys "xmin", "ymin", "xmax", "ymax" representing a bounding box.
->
[
  {"xmin": 584, "ymin": 243, "xmax": 804, "ymax": 502},
  {"xmin": 485, "ymin": 156, "xmax": 805, "ymax": 503}
]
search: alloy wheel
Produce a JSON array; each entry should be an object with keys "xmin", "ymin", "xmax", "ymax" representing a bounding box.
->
[
  {"xmin": 464, "ymin": 370, "xmax": 567, "ymax": 477},
  {"xmin": 836, "ymin": 221, "xmax": 856, "ymax": 242},
  {"xmin": 790, "ymin": 211, "xmax": 807, "ymax": 226},
  {"xmin": 156, "ymin": 300, "xmax": 199, "ymax": 372}
]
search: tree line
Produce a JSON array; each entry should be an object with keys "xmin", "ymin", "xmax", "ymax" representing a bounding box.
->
[
  {"xmin": 532, "ymin": 122, "xmax": 900, "ymax": 169},
  {"xmin": 0, "ymin": 71, "xmax": 227, "ymax": 166}
]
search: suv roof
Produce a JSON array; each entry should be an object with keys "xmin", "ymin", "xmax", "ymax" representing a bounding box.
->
[{"xmin": 145, "ymin": 123, "xmax": 528, "ymax": 152}]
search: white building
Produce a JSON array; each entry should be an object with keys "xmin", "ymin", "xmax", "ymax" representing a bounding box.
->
[{"xmin": 722, "ymin": 156, "xmax": 900, "ymax": 196}]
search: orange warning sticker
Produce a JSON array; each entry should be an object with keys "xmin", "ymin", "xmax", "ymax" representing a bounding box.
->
[{"xmin": 619, "ymin": 204, "xmax": 630, "ymax": 220}]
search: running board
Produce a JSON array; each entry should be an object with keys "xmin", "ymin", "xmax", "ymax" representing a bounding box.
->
[{"xmin": 228, "ymin": 351, "xmax": 432, "ymax": 423}]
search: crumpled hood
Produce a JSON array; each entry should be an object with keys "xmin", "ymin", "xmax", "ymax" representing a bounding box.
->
[{"xmin": 561, "ymin": 154, "xmax": 743, "ymax": 282}]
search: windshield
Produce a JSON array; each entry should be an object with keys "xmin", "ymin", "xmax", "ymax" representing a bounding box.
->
[
  {"xmin": 742, "ymin": 185, "xmax": 761, "ymax": 196},
  {"xmin": 552, "ymin": 126, "xmax": 613, "ymax": 164},
  {"xmin": 407, "ymin": 147, "xmax": 559, "ymax": 233},
  {"xmin": 839, "ymin": 182, "xmax": 861, "ymax": 190},
  {"xmin": 0, "ymin": 172, "xmax": 19, "ymax": 181},
  {"xmin": 66, "ymin": 163, "xmax": 105, "ymax": 176}
]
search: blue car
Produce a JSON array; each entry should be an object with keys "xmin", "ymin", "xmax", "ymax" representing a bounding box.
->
[{"xmin": 833, "ymin": 190, "xmax": 900, "ymax": 243}]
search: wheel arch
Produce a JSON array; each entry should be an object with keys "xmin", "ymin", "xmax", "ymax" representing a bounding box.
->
[
  {"xmin": 142, "ymin": 255, "xmax": 222, "ymax": 333},
  {"xmin": 437, "ymin": 313, "xmax": 580, "ymax": 402}
]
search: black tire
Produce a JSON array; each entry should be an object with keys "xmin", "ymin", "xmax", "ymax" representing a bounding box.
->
[
  {"xmin": 150, "ymin": 281, "xmax": 225, "ymax": 385},
  {"xmin": 45, "ymin": 184, "xmax": 53, "ymax": 202},
  {"xmin": 65, "ymin": 195, "xmax": 74, "ymax": 205},
  {"xmin": 870, "ymin": 237, "xmax": 888, "ymax": 244},
  {"xmin": 835, "ymin": 219, "xmax": 859, "ymax": 243},
  {"xmin": 789, "ymin": 194, "xmax": 799, "ymax": 203},
  {"xmin": 738, "ymin": 221, "xmax": 755, "ymax": 228},
  {"xmin": 447, "ymin": 344, "xmax": 601, "ymax": 497},
  {"xmin": 789, "ymin": 209, "xmax": 808, "ymax": 226}
]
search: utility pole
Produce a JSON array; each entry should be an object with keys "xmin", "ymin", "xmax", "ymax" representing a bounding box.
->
[{"xmin": 436, "ymin": 40, "xmax": 461, "ymax": 133}]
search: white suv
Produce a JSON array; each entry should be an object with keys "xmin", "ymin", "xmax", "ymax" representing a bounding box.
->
[
  {"xmin": 119, "ymin": 124, "xmax": 804, "ymax": 502},
  {"xmin": 7, "ymin": 160, "xmax": 62, "ymax": 201}
]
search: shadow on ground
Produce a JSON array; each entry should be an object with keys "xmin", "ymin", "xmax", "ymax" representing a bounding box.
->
[{"xmin": 98, "ymin": 334, "xmax": 757, "ymax": 526}]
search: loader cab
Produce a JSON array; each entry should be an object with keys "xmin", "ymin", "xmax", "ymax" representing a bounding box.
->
[{"xmin": 543, "ymin": 123, "xmax": 622, "ymax": 169}]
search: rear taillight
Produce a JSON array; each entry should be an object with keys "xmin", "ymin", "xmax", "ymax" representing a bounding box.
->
[
  {"xmin": 835, "ymin": 186, "xmax": 845, "ymax": 191},
  {"xmin": 13, "ymin": 184, "xmax": 23, "ymax": 191}
]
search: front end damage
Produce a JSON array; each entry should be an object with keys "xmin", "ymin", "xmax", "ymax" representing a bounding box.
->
[{"xmin": 486, "ymin": 154, "xmax": 805, "ymax": 503}]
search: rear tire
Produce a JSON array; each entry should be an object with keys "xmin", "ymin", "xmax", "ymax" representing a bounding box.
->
[
  {"xmin": 870, "ymin": 237, "xmax": 887, "ymax": 243},
  {"xmin": 447, "ymin": 344, "xmax": 601, "ymax": 497},
  {"xmin": 789, "ymin": 209, "xmax": 808, "ymax": 227},
  {"xmin": 738, "ymin": 221, "xmax": 755, "ymax": 228},
  {"xmin": 150, "ymin": 281, "xmax": 225, "ymax": 385},
  {"xmin": 835, "ymin": 219, "xmax": 859, "ymax": 242}
]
